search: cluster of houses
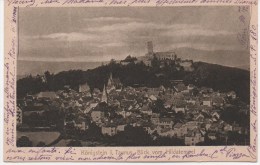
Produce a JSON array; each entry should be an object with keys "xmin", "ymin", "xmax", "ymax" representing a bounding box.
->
[{"xmin": 17, "ymin": 72, "xmax": 248, "ymax": 145}]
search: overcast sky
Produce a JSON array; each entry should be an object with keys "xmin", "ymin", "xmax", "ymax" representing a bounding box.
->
[{"xmin": 19, "ymin": 7, "xmax": 250, "ymax": 63}]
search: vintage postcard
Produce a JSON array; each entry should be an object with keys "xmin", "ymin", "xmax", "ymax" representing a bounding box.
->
[{"xmin": 4, "ymin": 0, "xmax": 258, "ymax": 162}]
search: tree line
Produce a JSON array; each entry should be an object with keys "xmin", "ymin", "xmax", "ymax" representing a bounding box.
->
[{"xmin": 17, "ymin": 59, "xmax": 250, "ymax": 103}]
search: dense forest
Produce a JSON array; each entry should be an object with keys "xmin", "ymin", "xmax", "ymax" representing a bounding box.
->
[{"xmin": 17, "ymin": 59, "xmax": 250, "ymax": 103}]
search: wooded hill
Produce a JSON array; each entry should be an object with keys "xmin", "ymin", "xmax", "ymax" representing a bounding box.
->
[{"xmin": 17, "ymin": 60, "xmax": 250, "ymax": 103}]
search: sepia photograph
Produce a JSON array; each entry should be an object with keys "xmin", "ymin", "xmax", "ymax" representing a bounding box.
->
[{"xmin": 16, "ymin": 6, "xmax": 251, "ymax": 147}]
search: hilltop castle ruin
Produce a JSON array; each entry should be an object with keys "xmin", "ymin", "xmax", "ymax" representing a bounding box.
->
[{"xmin": 141, "ymin": 41, "xmax": 194, "ymax": 72}]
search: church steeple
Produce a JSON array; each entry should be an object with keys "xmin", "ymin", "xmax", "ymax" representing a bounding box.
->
[
  {"xmin": 107, "ymin": 72, "xmax": 113, "ymax": 86},
  {"xmin": 109, "ymin": 72, "xmax": 113, "ymax": 80},
  {"xmin": 101, "ymin": 84, "xmax": 108, "ymax": 103}
]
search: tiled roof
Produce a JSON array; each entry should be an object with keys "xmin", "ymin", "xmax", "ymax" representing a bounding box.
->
[
  {"xmin": 37, "ymin": 92, "xmax": 58, "ymax": 99},
  {"xmin": 159, "ymin": 118, "xmax": 173, "ymax": 123},
  {"xmin": 174, "ymin": 83, "xmax": 187, "ymax": 92},
  {"xmin": 173, "ymin": 123, "xmax": 183, "ymax": 128}
]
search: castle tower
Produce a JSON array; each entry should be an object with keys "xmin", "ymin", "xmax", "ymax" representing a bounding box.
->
[
  {"xmin": 147, "ymin": 41, "xmax": 153, "ymax": 55},
  {"xmin": 101, "ymin": 84, "xmax": 108, "ymax": 103}
]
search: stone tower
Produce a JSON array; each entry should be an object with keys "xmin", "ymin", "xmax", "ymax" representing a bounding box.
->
[{"xmin": 147, "ymin": 41, "xmax": 153, "ymax": 55}]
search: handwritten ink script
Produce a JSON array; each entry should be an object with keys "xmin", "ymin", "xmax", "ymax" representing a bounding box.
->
[
  {"xmin": 7, "ymin": 0, "xmax": 258, "ymax": 7},
  {"xmin": 4, "ymin": 6, "xmax": 17, "ymax": 148},
  {"xmin": 248, "ymin": 22, "xmax": 258, "ymax": 160},
  {"xmin": 4, "ymin": 0, "xmax": 258, "ymax": 163},
  {"xmin": 5, "ymin": 146, "xmax": 256, "ymax": 161}
]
